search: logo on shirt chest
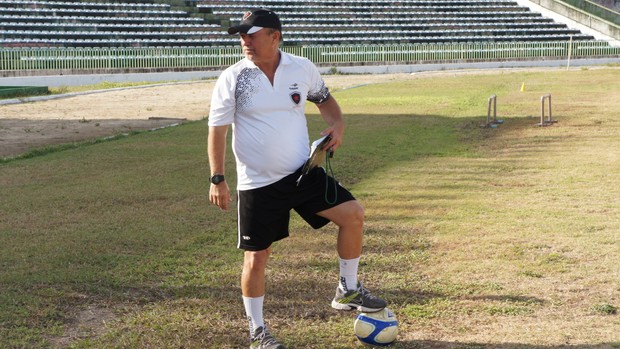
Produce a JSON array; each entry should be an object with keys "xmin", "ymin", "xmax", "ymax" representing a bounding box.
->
[{"xmin": 290, "ymin": 92, "xmax": 301, "ymax": 105}]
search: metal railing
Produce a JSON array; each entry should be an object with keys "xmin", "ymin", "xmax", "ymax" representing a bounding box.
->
[{"xmin": 1, "ymin": 41, "xmax": 619, "ymax": 72}]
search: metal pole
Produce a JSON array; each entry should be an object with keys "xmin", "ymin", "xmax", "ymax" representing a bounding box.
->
[
  {"xmin": 493, "ymin": 95, "xmax": 497, "ymax": 123},
  {"xmin": 483, "ymin": 95, "xmax": 497, "ymax": 128},
  {"xmin": 541, "ymin": 95, "xmax": 546, "ymax": 126},
  {"xmin": 539, "ymin": 94, "xmax": 554, "ymax": 126},
  {"xmin": 546, "ymin": 94, "xmax": 555, "ymax": 124},
  {"xmin": 567, "ymin": 35, "xmax": 573, "ymax": 70},
  {"xmin": 487, "ymin": 96, "xmax": 493, "ymax": 125}
]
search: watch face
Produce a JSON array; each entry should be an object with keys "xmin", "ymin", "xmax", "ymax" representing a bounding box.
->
[{"xmin": 211, "ymin": 175, "xmax": 225, "ymax": 184}]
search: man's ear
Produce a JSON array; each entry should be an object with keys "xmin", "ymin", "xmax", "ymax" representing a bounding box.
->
[{"xmin": 272, "ymin": 30, "xmax": 282, "ymax": 45}]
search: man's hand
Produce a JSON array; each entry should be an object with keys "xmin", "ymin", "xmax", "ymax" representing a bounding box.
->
[
  {"xmin": 320, "ymin": 124, "xmax": 343, "ymax": 153},
  {"xmin": 209, "ymin": 181, "xmax": 232, "ymax": 210}
]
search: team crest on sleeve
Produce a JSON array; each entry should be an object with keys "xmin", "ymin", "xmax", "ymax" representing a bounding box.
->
[{"xmin": 290, "ymin": 92, "xmax": 301, "ymax": 105}]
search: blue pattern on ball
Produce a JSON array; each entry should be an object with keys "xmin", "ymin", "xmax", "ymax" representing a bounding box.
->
[{"xmin": 355, "ymin": 313, "xmax": 398, "ymax": 346}]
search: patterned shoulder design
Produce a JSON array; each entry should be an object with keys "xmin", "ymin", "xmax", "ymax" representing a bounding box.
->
[
  {"xmin": 307, "ymin": 80, "xmax": 330, "ymax": 105},
  {"xmin": 234, "ymin": 67, "xmax": 263, "ymax": 110}
]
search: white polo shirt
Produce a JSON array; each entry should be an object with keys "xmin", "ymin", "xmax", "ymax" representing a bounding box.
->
[{"xmin": 209, "ymin": 51, "xmax": 330, "ymax": 190}]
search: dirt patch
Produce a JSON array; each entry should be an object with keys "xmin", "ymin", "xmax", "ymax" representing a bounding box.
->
[
  {"xmin": 0, "ymin": 118, "xmax": 189, "ymax": 158},
  {"xmin": 0, "ymin": 74, "xmax": 416, "ymax": 159},
  {"xmin": 0, "ymin": 69, "xmax": 543, "ymax": 159},
  {"xmin": 49, "ymin": 306, "xmax": 116, "ymax": 348},
  {"xmin": 0, "ymin": 81, "xmax": 212, "ymax": 158}
]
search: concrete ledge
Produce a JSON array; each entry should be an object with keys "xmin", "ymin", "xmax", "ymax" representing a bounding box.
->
[
  {"xmin": 523, "ymin": 0, "xmax": 620, "ymax": 44},
  {"xmin": 1, "ymin": 58, "xmax": 618, "ymax": 88}
]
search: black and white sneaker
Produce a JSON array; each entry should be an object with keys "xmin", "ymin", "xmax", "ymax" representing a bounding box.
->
[
  {"xmin": 331, "ymin": 282, "xmax": 387, "ymax": 312},
  {"xmin": 250, "ymin": 326, "xmax": 285, "ymax": 349}
]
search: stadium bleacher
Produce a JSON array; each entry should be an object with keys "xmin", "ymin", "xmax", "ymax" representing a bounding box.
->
[{"xmin": 0, "ymin": 0, "xmax": 600, "ymax": 47}]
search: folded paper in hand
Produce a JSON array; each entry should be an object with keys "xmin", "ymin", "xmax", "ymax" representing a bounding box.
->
[{"xmin": 297, "ymin": 135, "xmax": 332, "ymax": 185}]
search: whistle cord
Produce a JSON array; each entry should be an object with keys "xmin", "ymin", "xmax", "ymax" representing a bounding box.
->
[{"xmin": 324, "ymin": 152, "xmax": 337, "ymax": 205}]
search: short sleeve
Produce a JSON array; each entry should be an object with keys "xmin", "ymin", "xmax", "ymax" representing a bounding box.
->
[
  {"xmin": 208, "ymin": 69, "xmax": 236, "ymax": 126},
  {"xmin": 306, "ymin": 63, "xmax": 330, "ymax": 105}
]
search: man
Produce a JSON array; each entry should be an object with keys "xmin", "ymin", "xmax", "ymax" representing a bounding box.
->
[{"xmin": 207, "ymin": 9, "xmax": 387, "ymax": 349}]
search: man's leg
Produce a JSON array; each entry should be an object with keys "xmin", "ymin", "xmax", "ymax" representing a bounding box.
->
[
  {"xmin": 318, "ymin": 200, "xmax": 364, "ymax": 256},
  {"xmin": 242, "ymin": 248, "xmax": 271, "ymax": 297},
  {"xmin": 318, "ymin": 200, "xmax": 387, "ymax": 312},
  {"xmin": 242, "ymin": 248, "xmax": 285, "ymax": 348},
  {"xmin": 242, "ymin": 248, "xmax": 271, "ymax": 331},
  {"xmin": 318, "ymin": 200, "xmax": 363, "ymax": 290}
]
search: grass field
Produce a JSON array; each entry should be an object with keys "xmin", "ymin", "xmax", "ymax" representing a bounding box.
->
[{"xmin": 1, "ymin": 67, "xmax": 619, "ymax": 348}]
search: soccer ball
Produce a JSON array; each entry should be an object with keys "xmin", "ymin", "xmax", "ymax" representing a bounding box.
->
[{"xmin": 354, "ymin": 308, "xmax": 399, "ymax": 346}]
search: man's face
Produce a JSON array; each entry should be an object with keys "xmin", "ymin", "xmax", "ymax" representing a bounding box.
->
[{"xmin": 240, "ymin": 29, "xmax": 279, "ymax": 63}]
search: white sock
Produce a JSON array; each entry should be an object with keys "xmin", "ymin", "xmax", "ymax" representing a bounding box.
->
[
  {"xmin": 339, "ymin": 257, "xmax": 360, "ymax": 291},
  {"xmin": 243, "ymin": 295, "xmax": 265, "ymax": 333}
]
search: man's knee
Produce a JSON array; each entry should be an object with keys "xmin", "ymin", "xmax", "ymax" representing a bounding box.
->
[
  {"xmin": 244, "ymin": 248, "xmax": 271, "ymax": 271},
  {"xmin": 338, "ymin": 200, "xmax": 365, "ymax": 229},
  {"xmin": 349, "ymin": 201, "xmax": 365, "ymax": 226}
]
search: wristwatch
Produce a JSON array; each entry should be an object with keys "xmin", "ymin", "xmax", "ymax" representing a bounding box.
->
[{"xmin": 210, "ymin": 174, "xmax": 225, "ymax": 185}]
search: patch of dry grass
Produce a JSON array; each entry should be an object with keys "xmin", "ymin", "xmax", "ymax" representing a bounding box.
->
[{"xmin": 343, "ymin": 68, "xmax": 620, "ymax": 347}]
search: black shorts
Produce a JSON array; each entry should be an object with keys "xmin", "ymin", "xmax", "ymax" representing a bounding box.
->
[{"xmin": 237, "ymin": 166, "xmax": 355, "ymax": 251}]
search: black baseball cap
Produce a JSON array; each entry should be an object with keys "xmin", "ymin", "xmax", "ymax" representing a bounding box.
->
[{"xmin": 227, "ymin": 9, "xmax": 282, "ymax": 35}]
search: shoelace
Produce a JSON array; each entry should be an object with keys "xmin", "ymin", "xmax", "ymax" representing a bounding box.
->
[
  {"xmin": 256, "ymin": 328, "xmax": 279, "ymax": 346},
  {"xmin": 359, "ymin": 286, "xmax": 382, "ymax": 303}
]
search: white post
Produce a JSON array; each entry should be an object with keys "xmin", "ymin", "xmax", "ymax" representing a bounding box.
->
[{"xmin": 567, "ymin": 35, "xmax": 573, "ymax": 71}]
